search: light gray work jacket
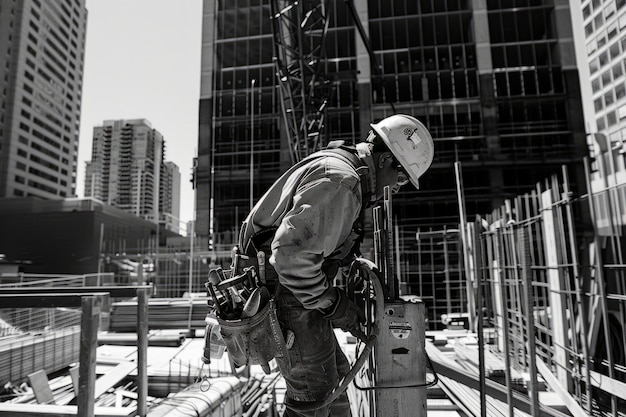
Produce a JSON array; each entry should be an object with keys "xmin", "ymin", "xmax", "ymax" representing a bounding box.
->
[{"xmin": 239, "ymin": 143, "xmax": 375, "ymax": 311}]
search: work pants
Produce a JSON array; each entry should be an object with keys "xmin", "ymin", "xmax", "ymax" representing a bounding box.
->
[{"xmin": 275, "ymin": 290, "xmax": 352, "ymax": 417}]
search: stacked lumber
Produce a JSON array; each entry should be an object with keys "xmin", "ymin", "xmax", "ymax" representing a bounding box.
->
[
  {"xmin": 109, "ymin": 298, "xmax": 209, "ymax": 332},
  {"xmin": 0, "ymin": 327, "xmax": 80, "ymax": 386},
  {"xmin": 240, "ymin": 372, "xmax": 282, "ymax": 417},
  {"xmin": 453, "ymin": 337, "xmax": 526, "ymax": 391},
  {"xmin": 3, "ymin": 358, "xmax": 150, "ymax": 410},
  {"xmin": 435, "ymin": 370, "xmax": 531, "ymax": 417},
  {"xmin": 96, "ymin": 338, "xmax": 234, "ymax": 397}
]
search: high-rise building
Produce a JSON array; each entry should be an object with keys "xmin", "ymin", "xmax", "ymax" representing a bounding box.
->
[
  {"xmin": 578, "ymin": 0, "xmax": 626, "ymax": 234},
  {"xmin": 579, "ymin": 0, "xmax": 626, "ymax": 171},
  {"xmin": 161, "ymin": 161, "xmax": 181, "ymax": 233},
  {"xmin": 0, "ymin": 0, "xmax": 87, "ymax": 199},
  {"xmin": 581, "ymin": 0, "xmax": 626, "ymax": 138},
  {"xmin": 197, "ymin": 0, "xmax": 588, "ymax": 324},
  {"xmin": 85, "ymin": 119, "xmax": 181, "ymax": 233}
]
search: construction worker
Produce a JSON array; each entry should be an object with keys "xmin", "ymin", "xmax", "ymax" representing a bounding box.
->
[{"xmin": 238, "ymin": 114, "xmax": 434, "ymax": 416}]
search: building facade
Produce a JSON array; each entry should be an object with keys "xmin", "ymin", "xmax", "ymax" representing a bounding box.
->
[
  {"xmin": 0, "ymin": 0, "xmax": 87, "ymax": 199},
  {"xmin": 0, "ymin": 197, "xmax": 158, "ymax": 275},
  {"xmin": 198, "ymin": 0, "xmax": 588, "ymax": 325},
  {"xmin": 161, "ymin": 161, "xmax": 181, "ymax": 233},
  {"xmin": 579, "ymin": 0, "xmax": 626, "ymax": 234},
  {"xmin": 84, "ymin": 119, "xmax": 181, "ymax": 233},
  {"xmin": 583, "ymin": 0, "xmax": 626, "ymax": 138}
]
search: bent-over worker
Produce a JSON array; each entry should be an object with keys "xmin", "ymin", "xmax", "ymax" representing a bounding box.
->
[{"xmin": 238, "ymin": 114, "xmax": 434, "ymax": 417}]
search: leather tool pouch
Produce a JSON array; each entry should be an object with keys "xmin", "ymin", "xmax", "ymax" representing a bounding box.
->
[
  {"xmin": 208, "ymin": 227, "xmax": 286, "ymax": 374},
  {"xmin": 217, "ymin": 287, "xmax": 286, "ymax": 374}
]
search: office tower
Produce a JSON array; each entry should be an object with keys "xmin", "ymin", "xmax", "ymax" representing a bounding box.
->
[
  {"xmin": 161, "ymin": 161, "xmax": 181, "ymax": 233},
  {"xmin": 579, "ymin": 0, "xmax": 626, "ymax": 227},
  {"xmin": 0, "ymin": 0, "xmax": 87, "ymax": 199},
  {"xmin": 198, "ymin": 1, "xmax": 588, "ymax": 324},
  {"xmin": 85, "ymin": 119, "xmax": 170, "ymax": 226},
  {"xmin": 582, "ymin": 0, "xmax": 626, "ymax": 138}
]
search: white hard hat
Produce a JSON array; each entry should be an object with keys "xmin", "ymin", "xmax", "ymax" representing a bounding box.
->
[{"xmin": 370, "ymin": 114, "xmax": 434, "ymax": 188}]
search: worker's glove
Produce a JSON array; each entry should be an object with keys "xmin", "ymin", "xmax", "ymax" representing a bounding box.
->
[{"xmin": 322, "ymin": 288, "xmax": 366, "ymax": 339}]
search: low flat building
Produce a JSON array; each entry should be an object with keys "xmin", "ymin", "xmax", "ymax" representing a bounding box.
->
[{"xmin": 0, "ymin": 197, "xmax": 178, "ymax": 276}]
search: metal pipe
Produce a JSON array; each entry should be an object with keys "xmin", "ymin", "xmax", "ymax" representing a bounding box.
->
[
  {"xmin": 250, "ymin": 78, "xmax": 256, "ymax": 211},
  {"xmin": 137, "ymin": 288, "xmax": 149, "ymax": 416}
]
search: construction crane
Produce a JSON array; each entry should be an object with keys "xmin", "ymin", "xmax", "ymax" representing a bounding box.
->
[
  {"xmin": 269, "ymin": 0, "xmax": 393, "ymax": 163},
  {"xmin": 269, "ymin": 0, "xmax": 333, "ymax": 163}
]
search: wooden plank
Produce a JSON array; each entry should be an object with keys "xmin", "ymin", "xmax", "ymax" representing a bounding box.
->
[
  {"xmin": 78, "ymin": 296, "xmax": 100, "ymax": 417},
  {"xmin": 27, "ymin": 370, "xmax": 55, "ymax": 404},
  {"xmin": 540, "ymin": 190, "xmax": 570, "ymax": 388},
  {"xmin": 587, "ymin": 369, "xmax": 626, "ymax": 400},
  {"xmin": 0, "ymin": 293, "xmax": 109, "ymax": 308},
  {"xmin": 94, "ymin": 361, "xmax": 137, "ymax": 400},
  {"xmin": 535, "ymin": 357, "xmax": 588, "ymax": 417},
  {"xmin": 69, "ymin": 366, "xmax": 80, "ymax": 397},
  {"xmin": 425, "ymin": 342, "xmax": 570, "ymax": 417},
  {"xmin": 0, "ymin": 285, "xmax": 151, "ymax": 298}
]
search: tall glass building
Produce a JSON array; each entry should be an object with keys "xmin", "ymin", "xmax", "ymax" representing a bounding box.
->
[
  {"xmin": 197, "ymin": 0, "xmax": 588, "ymax": 326},
  {"xmin": 0, "ymin": 0, "xmax": 87, "ymax": 199}
]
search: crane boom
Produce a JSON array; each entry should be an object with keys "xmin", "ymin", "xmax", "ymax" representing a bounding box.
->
[{"xmin": 270, "ymin": 0, "xmax": 332, "ymax": 163}]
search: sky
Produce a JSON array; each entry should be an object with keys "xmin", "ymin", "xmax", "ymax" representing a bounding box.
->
[{"xmin": 77, "ymin": 0, "xmax": 204, "ymax": 226}]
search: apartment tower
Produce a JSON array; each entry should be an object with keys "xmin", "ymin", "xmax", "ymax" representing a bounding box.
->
[
  {"xmin": 583, "ymin": 0, "xmax": 626, "ymax": 139},
  {"xmin": 579, "ymin": 0, "xmax": 626, "ymax": 232},
  {"xmin": 84, "ymin": 119, "xmax": 178, "ymax": 230},
  {"xmin": 161, "ymin": 161, "xmax": 181, "ymax": 233},
  {"xmin": 198, "ymin": 0, "xmax": 588, "ymax": 326},
  {"xmin": 0, "ymin": 0, "xmax": 87, "ymax": 199}
]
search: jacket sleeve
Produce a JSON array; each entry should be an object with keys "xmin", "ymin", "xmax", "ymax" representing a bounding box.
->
[{"xmin": 270, "ymin": 177, "xmax": 361, "ymax": 310}]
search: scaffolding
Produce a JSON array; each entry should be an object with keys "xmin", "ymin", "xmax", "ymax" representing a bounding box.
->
[{"xmin": 457, "ymin": 162, "xmax": 626, "ymax": 416}]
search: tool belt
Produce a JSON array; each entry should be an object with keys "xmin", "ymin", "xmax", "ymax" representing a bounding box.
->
[
  {"xmin": 217, "ymin": 287, "xmax": 285, "ymax": 374},
  {"xmin": 205, "ymin": 243, "xmax": 286, "ymax": 374}
]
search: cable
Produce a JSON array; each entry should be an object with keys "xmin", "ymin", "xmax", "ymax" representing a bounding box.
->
[{"xmin": 353, "ymin": 350, "xmax": 439, "ymax": 390}]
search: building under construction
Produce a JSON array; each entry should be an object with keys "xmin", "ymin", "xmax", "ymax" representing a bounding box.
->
[
  {"xmin": 196, "ymin": 0, "xmax": 588, "ymax": 326},
  {"xmin": 1, "ymin": 0, "xmax": 626, "ymax": 416}
]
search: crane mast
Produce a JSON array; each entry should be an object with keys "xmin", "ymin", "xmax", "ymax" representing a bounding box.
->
[{"xmin": 270, "ymin": 0, "xmax": 332, "ymax": 162}]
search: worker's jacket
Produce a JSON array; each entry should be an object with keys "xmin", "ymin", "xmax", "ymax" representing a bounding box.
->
[{"xmin": 239, "ymin": 143, "xmax": 374, "ymax": 312}]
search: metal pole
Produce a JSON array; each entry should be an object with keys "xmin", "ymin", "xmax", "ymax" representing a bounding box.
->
[
  {"xmin": 518, "ymin": 224, "xmax": 539, "ymax": 416},
  {"xmin": 455, "ymin": 162, "xmax": 475, "ymax": 330},
  {"xmin": 250, "ymin": 78, "xmax": 256, "ymax": 211},
  {"xmin": 583, "ymin": 157, "xmax": 617, "ymax": 413},
  {"xmin": 472, "ymin": 217, "xmax": 486, "ymax": 417},
  {"xmin": 189, "ymin": 222, "xmax": 194, "ymax": 296},
  {"xmin": 189, "ymin": 157, "xmax": 197, "ymax": 296},
  {"xmin": 383, "ymin": 187, "xmax": 397, "ymax": 300},
  {"xmin": 560, "ymin": 167, "xmax": 592, "ymax": 410},
  {"xmin": 78, "ymin": 296, "xmax": 99, "ymax": 417},
  {"xmin": 137, "ymin": 288, "xmax": 149, "ymax": 416},
  {"xmin": 494, "ymin": 227, "xmax": 515, "ymax": 417}
]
